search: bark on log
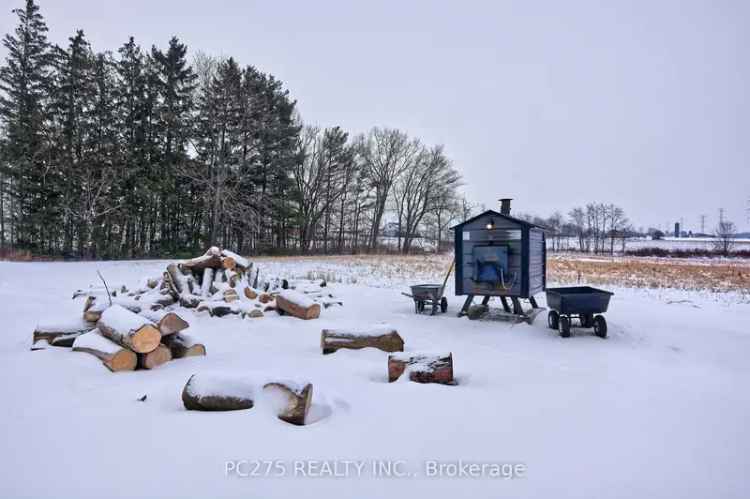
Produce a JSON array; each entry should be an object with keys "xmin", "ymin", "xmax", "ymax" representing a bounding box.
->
[
  {"xmin": 140, "ymin": 310, "xmax": 189, "ymax": 336},
  {"xmin": 243, "ymin": 309, "xmax": 264, "ymax": 319},
  {"xmin": 275, "ymin": 290, "xmax": 321, "ymax": 320},
  {"xmin": 197, "ymin": 301, "xmax": 239, "ymax": 317},
  {"xmin": 180, "ymin": 253, "xmax": 223, "ymax": 272},
  {"xmin": 182, "ymin": 373, "xmax": 254, "ymax": 411},
  {"xmin": 263, "ymin": 382, "xmax": 313, "ymax": 426},
  {"xmin": 72, "ymin": 329, "xmax": 138, "ymax": 372},
  {"xmin": 179, "ymin": 294, "xmax": 202, "ymax": 308},
  {"xmin": 137, "ymin": 344, "xmax": 172, "ymax": 370},
  {"xmin": 32, "ymin": 318, "xmax": 96, "ymax": 350},
  {"xmin": 97, "ymin": 304, "xmax": 162, "ymax": 354},
  {"xmin": 321, "ymin": 327, "xmax": 404, "ymax": 355},
  {"xmin": 221, "ymin": 249, "xmax": 250, "ymax": 271},
  {"xmin": 388, "ymin": 353, "xmax": 454, "ymax": 384},
  {"xmin": 258, "ymin": 293, "xmax": 273, "ymax": 304},
  {"xmin": 83, "ymin": 297, "xmax": 108, "ymax": 322},
  {"xmin": 223, "ymin": 289, "xmax": 239, "ymax": 303},
  {"xmin": 244, "ymin": 288, "xmax": 258, "ymax": 300},
  {"xmin": 166, "ymin": 263, "xmax": 195, "ymax": 297},
  {"xmin": 162, "ymin": 333, "xmax": 206, "ymax": 359}
]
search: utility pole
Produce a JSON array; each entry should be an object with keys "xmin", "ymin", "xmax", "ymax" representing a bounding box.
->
[
  {"xmin": 700, "ymin": 214, "xmax": 706, "ymax": 234},
  {"xmin": 719, "ymin": 208, "xmax": 725, "ymax": 225}
]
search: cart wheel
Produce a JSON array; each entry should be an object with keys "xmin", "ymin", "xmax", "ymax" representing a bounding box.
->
[
  {"xmin": 559, "ymin": 316, "xmax": 571, "ymax": 338},
  {"xmin": 580, "ymin": 313, "xmax": 593, "ymax": 328},
  {"xmin": 416, "ymin": 301, "xmax": 425, "ymax": 313},
  {"xmin": 593, "ymin": 315, "xmax": 607, "ymax": 338},
  {"xmin": 440, "ymin": 297, "xmax": 448, "ymax": 313},
  {"xmin": 547, "ymin": 311, "xmax": 559, "ymax": 330}
]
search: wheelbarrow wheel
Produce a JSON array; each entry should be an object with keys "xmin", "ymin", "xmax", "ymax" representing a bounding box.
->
[
  {"xmin": 593, "ymin": 315, "xmax": 607, "ymax": 338},
  {"xmin": 416, "ymin": 301, "xmax": 425, "ymax": 313},
  {"xmin": 440, "ymin": 297, "xmax": 448, "ymax": 313},
  {"xmin": 559, "ymin": 316, "xmax": 571, "ymax": 338},
  {"xmin": 547, "ymin": 310, "xmax": 559, "ymax": 330}
]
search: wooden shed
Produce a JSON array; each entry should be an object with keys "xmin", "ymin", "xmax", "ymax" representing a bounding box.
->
[{"xmin": 452, "ymin": 200, "xmax": 546, "ymax": 317}]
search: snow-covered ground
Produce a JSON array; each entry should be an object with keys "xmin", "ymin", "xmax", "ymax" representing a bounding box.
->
[{"xmin": 1, "ymin": 257, "xmax": 749, "ymax": 499}]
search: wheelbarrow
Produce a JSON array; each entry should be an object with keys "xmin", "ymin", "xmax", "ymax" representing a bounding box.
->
[
  {"xmin": 402, "ymin": 261, "xmax": 453, "ymax": 315},
  {"xmin": 545, "ymin": 286, "xmax": 614, "ymax": 338}
]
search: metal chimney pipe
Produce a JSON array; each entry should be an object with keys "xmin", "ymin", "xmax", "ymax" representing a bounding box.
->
[{"xmin": 499, "ymin": 198, "xmax": 512, "ymax": 216}]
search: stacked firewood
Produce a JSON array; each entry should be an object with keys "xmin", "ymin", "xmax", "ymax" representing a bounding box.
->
[
  {"xmin": 32, "ymin": 303, "xmax": 202, "ymax": 372},
  {"xmin": 31, "ymin": 247, "xmax": 341, "ymax": 371}
]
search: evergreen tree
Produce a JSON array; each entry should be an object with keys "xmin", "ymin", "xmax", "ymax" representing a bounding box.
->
[{"xmin": 0, "ymin": 0, "xmax": 54, "ymax": 250}]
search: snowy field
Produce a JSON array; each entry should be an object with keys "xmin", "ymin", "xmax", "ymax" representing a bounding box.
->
[
  {"xmin": 553, "ymin": 236, "xmax": 750, "ymax": 252},
  {"xmin": 1, "ymin": 256, "xmax": 749, "ymax": 499}
]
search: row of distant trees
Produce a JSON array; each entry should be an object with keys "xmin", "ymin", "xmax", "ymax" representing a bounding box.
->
[
  {"xmin": 515, "ymin": 204, "xmax": 740, "ymax": 256},
  {"xmin": 511, "ymin": 203, "xmax": 631, "ymax": 255},
  {"xmin": 0, "ymin": 1, "xmax": 463, "ymax": 259}
]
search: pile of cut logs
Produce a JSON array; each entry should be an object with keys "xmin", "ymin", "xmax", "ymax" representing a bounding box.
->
[
  {"xmin": 32, "ymin": 304, "xmax": 201, "ymax": 372},
  {"xmin": 161, "ymin": 247, "xmax": 337, "ymax": 320},
  {"xmin": 31, "ymin": 247, "xmax": 340, "ymax": 372}
]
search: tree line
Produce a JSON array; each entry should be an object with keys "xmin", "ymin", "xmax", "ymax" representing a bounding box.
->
[
  {"xmin": 0, "ymin": 1, "xmax": 463, "ymax": 259},
  {"xmin": 513, "ymin": 203, "xmax": 631, "ymax": 255}
]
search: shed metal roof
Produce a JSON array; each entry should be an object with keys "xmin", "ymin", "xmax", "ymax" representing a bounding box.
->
[{"xmin": 450, "ymin": 209, "xmax": 545, "ymax": 230}]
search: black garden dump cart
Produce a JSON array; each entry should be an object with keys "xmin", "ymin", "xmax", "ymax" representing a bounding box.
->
[
  {"xmin": 545, "ymin": 286, "xmax": 613, "ymax": 338},
  {"xmin": 402, "ymin": 261, "xmax": 454, "ymax": 315},
  {"xmin": 403, "ymin": 284, "xmax": 449, "ymax": 315}
]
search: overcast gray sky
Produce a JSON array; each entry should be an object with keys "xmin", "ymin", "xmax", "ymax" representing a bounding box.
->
[{"xmin": 2, "ymin": 0, "xmax": 748, "ymax": 232}]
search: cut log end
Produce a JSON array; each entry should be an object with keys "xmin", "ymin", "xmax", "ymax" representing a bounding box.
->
[
  {"xmin": 263, "ymin": 382, "xmax": 313, "ymax": 426},
  {"xmin": 388, "ymin": 353, "xmax": 454, "ymax": 385},
  {"xmin": 138, "ymin": 344, "xmax": 172, "ymax": 370}
]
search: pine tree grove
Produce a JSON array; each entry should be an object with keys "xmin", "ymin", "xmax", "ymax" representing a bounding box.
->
[{"xmin": 0, "ymin": 1, "xmax": 463, "ymax": 258}]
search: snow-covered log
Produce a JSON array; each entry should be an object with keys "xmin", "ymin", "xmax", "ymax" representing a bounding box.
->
[
  {"xmin": 197, "ymin": 301, "xmax": 239, "ymax": 317},
  {"xmin": 97, "ymin": 304, "xmax": 161, "ymax": 354},
  {"xmin": 388, "ymin": 352, "xmax": 454, "ymax": 384},
  {"xmin": 83, "ymin": 296, "xmax": 108, "ymax": 322},
  {"xmin": 321, "ymin": 326, "xmax": 404, "ymax": 355},
  {"xmin": 262, "ymin": 381, "xmax": 313, "ymax": 426},
  {"xmin": 72, "ymin": 329, "xmax": 138, "ymax": 372},
  {"xmin": 276, "ymin": 290, "xmax": 321, "ymax": 320},
  {"xmin": 221, "ymin": 249, "xmax": 250, "ymax": 271},
  {"xmin": 179, "ymin": 294, "xmax": 202, "ymax": 308},
  {"xmin": 165, "ymin": 263, "xmax": 195, "ymax": 297},
  {"xmin": 180, "ymin": 252, "xmax": 222, "ymax": 273},
  {"xmin": 200, "ymin": 268, "xmax": 214, "ymax": 297},
  {"xmin": 182, "ymin": 373, "xmax": 254, "ymax": 411},
  {"xmin": 139, "ymin": 310, "xmax": 189, "ymax": 336},
  {"xmin": 137, "ymin": 344, "xmax": 172, "ymax": 370},
  {"xmin": 162, "ymin": 333, "xmax": 206, "ymax": 359},
  {"xmin": 32, "ymin": 318, "xmax": 96, "ymax": 350}
]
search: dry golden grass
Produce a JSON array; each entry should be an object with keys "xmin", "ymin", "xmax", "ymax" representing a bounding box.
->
[
  {"xmin": 254, "ymin": 252, "xmax": 750, "ymax": 293},
  {"xmin": 548, "ymin": 254, "xmax": 750, "ymax": 292}
]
